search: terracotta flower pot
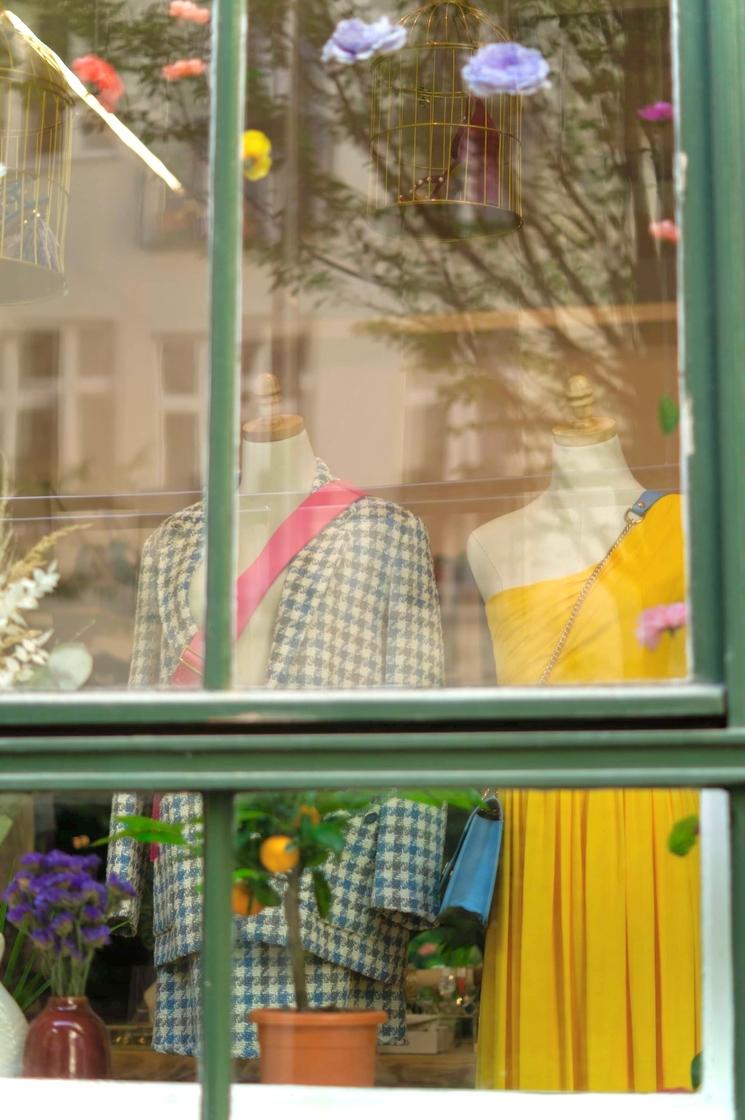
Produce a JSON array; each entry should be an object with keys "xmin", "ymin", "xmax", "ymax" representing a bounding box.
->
[
  {"xmin": 250, "ymin": 1007, "xmax": 386, "ymax": 1086},
  {"xmin": 23, "ymin": 996, "xmax": 111, "ymax": 1079}
]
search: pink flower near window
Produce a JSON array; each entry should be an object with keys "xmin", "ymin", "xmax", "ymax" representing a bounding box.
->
[
  {"xmin": 649, "ymin": 219, "xmax": 680, "ymax": 243},
  {"xmin": 637, "ymin": 100, "xmax": 674, "ymax": 122},
  {"xmin": 169, "ymin": 1, "xmax": 211, "ymax": 24},
  {"xmin": 161, "ymin": 58, "xmax": 207, "ymax": 81},
  {"xmin": 417, "ymin": 942, "xmax": 439, "ymax": 958},
  {"xmin": 71, "ymin": 54, "xmax": 125, "ymax": 111},
  {"xmin": 636, "ymin": 602, "xmax": 688, "ymax": 651}
]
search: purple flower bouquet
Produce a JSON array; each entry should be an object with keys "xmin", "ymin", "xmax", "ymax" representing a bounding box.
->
[{"xmin": 2, "ymin": 851, "xmax": 134, "ymax": 997}]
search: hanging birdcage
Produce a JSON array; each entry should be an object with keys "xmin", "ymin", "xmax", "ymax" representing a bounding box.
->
[
  {"xmin": 369, "ymin": 0, "xmax": 522, "ymax": 239},
  {"xmin": 0, "ymin": 13, "xmax": 73, "ymax": 302}
]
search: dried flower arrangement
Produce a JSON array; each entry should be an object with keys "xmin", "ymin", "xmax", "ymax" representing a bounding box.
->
[{"xmin": 0, "ymin": 486, "xmax": 91, "ymax": 691}]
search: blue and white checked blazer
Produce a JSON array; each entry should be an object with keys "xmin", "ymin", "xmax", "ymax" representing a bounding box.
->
[{"xmin": 108, "ymin": 463, "xmax": 445, "ymax": 1052}]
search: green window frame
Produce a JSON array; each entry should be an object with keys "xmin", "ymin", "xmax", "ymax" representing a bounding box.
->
[{"xmin": 1, "ymin": 0, "xmax": 745, "ymax": 1117}]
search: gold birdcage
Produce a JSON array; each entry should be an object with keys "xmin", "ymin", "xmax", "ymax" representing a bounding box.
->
[
  {"xmin": 0, "ymin": 13, "xmax": 73, "ymax": 302},
  {"xmin": 369, "ymin": 0, "xmax": 522, "ymax": 239}
]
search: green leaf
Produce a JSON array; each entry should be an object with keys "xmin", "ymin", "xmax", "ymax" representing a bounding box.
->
[
  {"xmin": 250, "ymin": 879, "xmax": 282, "ymax": 908},
  {"xmin": 312, "ymin": 870, "xmax": 332, "ymax": 919},
  {"xmin": 658, "ymin": 395, "xmax": 680, "ymax": 436},
  {"xmin": 113, "ymin": 814, "xmax": 191, "ymax": 847},
  {"xmin": 668, "ymin": 815, "xmax": 700, "ymax": 857},
  {"xmin": 310, "ymin": 824, "xmax": 347, "ymax": 854},
  {"xmin": 691, "ymin": 1051, "xmax": 702, "ymax": 1090}
]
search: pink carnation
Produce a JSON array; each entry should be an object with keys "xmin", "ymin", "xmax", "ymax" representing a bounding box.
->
[
  {"xmin": 649, "ymin": 219, "xmax": 680, "ymax": 243},
  {"xmin": 72, "ymin": 54, "xmax": 125, "ymax": 111},
  {"xmin": 169, "ymin": 1, "xmax": 210, "ymax": 23},
  {"xmin": 162, "ymin": 58, "xmax": 207, "ymax": 81},
  {"xmin": 637, "ymin": 100, "xmax": 674, "ymax": 122},
  {"xmin": 636, "ymin": 602, "xmax": 689, "ymax": 651}
]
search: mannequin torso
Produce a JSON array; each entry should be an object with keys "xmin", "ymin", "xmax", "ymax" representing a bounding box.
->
[
  {"xmin": 467, "ymin": 435, "xmax": 645, "ymax": 600},
  {"xmin": 188, "ymin": 427, "xmax": 317, "ymax": 686}
]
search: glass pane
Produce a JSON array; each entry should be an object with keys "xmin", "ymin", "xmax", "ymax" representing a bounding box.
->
[
  {"xmin": 1, "ymin": 785, "xmax": 706, "ymax": 1093},
  {"xmin": 0, "ymin": 0, "xmax": 211, "ymax": 690},
  {"xmin": 226, "ymin": 786, "xmax": 702, "ymax": 1092},
  {"xmin": 229, "ymin": 0, "xmax": 687, "ymax": 691}
]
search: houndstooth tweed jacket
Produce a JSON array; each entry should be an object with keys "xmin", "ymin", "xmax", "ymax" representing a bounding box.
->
[{"xmin": 108, "ymin": 462, "xmax": 445, "ymax": 1049}]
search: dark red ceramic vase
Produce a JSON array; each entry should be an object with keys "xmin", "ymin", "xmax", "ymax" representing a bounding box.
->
[{"xmin": 23, "ymin": 996, "xmax": 111, "ymax": 1079}]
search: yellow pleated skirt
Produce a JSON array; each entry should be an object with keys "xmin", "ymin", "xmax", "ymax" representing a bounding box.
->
[{"xmin": 476, "ymin": 788, "xmax": 701, "ymax": 1091}]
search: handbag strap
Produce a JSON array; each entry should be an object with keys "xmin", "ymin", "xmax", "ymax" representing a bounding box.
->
[
  {"xmin": 538, "ymin": 489, "xmax": 671, "ymax": 685},
  {"xmin": 171, "ymin": 479, "xmax": 364, "ymax": 685}
]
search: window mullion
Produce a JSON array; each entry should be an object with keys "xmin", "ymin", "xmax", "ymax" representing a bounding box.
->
[
  {"xmin": 203, "ymin": 0, "xmax": 246, "ymax": 692},
  {"xmin": 200, "ymin": 791, "xmax": 235, "ymax": 1120},
  {"xmin": 200, "ymin": 0, "xmax": 246, "ymax": 1112}
]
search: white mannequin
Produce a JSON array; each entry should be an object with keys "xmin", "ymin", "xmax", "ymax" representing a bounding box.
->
[
  {"xmin": 188, "ymin": 374, "xmax": 318, "ymax": 685},
  {"xmin": 468, "ymin": 376, "xmax": 645, "ymax": 600}
]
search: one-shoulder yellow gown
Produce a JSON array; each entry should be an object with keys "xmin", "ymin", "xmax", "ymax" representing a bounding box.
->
[{"xmin": 476, "ymin": 495, "xmax": 701, "ymax": 1092}]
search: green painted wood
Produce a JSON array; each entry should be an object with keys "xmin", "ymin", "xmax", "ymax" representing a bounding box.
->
[
  {"xmin": 730, "ymin": 789, "xmax": 745, "ymax": 1118},
  {"xmin": 677, "ymin": 0, "xmax": 724, "ymax": 685},
  {"xmin": 708, "ymin": 0, "xmax": 745, "ymax": 724},
  {"xmin": 201, "ymin": 792, "xmax": 234, "ymax": 1120},
  {"xmin": 0, "ymin": 729, "xmax": 744, "ymax": 790},
  {"xmin": 203, "ymin": 0, "xmax": 246, "ymax": 693},
  {"xmin": 0, "ymin": 683, "xmax": 725, "ymax": 727}
]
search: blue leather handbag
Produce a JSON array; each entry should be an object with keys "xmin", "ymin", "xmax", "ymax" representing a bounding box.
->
[{"xmin": 438, "ymin": 795, "xmax": 503, "ymax": 927}]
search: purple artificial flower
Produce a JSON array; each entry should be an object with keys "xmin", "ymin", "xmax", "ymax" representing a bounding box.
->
[
  {"xmin": 107, "ymin": 873, "xmax": 136, "ymax": 900},
  {"xmin": 51, "ymin": 911, "xmax": 75, "ymax": 935},
  {"xmin": 636, "ymin": 602, "xmax": 689, "ymax": 651},
  {"xmin": 81, "ymin": 925, "xmax": 111, "ymax": 949},
  {"xmin": 462, "ymin": 41, "xmax": 550, "ymax": 97},
  {"xmin": 87, "ymin": 883, "xmax": 108, "ymax": 906},
  {"xmin": 6, "ymin": 903, "xmax": 32, "ymax": 923},
  {"xmin": 18, "ymin": 853, "xmax": 43, "ymax": 871},
  {"xmin": 637, "ymin": 100, "xmax": 673, "ymax": 122},
  {"xmin": 29, "ymin": 928, "xmax": 54, "ymax": 950},
  {"xmin": 34, "ymin": 886, "xmax": 69, "ymax": 908},
  {"xmin": 321, "ymin": 16, "xmax": 406, "ymax": 66}
]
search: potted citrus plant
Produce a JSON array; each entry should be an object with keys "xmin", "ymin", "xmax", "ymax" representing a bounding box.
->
[
  {"xmin": 113, "ymin": 788, "xmax": 470, "ymax": 1086},
  {"xmin": 232, "ymin": 791, "xmax": 388, "ymax": 1085}
]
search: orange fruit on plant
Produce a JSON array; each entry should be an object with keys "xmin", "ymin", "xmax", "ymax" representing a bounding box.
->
[
  {"xmin": 231, "ymin": 882, "xmax": 264, "ymax": 917},
  {"xmin": 294, "ymin": 804, "xmax": 321, "ymax": 827},
  {"xmin": 260, "ymin": 835, "xmax": 299, "ymax": 874}
]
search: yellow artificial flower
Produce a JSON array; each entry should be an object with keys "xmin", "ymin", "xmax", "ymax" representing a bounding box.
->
[{"xmin": 242, "ymin": 129, "xmax": 272, "ymax": 181}]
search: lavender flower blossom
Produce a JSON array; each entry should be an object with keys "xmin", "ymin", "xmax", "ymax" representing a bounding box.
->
[
  {"xmin": 637, "ymin": 100, "xmax": 673, "ymax": 122},
  {"xmin": 51, "ymin": 911, "xmax": 75, "ymax": 935},
  {"xmin": 6, "ymin": 903, "xmax": 32, "ymax": 923},
  {"xmin": 462, "ymin": 42, "xmax": 550, "ymax": 97},
  {"xmin": 4, "ymin": 848, "xmax": 131, "ymax": 997},
  {"xmin": 321, "ymin": 16, "xmax": 406, "ymax": 66},
  {"xmin": 81, "ymin": 925, "xmax": 111, "ymax": 948},
  {"xmin": 107, "ymin": 873, "xmax": 136, "ymax": 899},
  {"xmin": 29, "ymin": 928, "xmax": 54, "ymax": 950}
]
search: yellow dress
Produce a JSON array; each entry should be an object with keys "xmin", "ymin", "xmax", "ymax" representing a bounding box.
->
[{"xmin": 476, "ymin": 495, "xmax": 701, "ymax": 1092}]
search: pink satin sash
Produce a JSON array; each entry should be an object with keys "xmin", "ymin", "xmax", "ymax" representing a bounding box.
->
[
  {"xmin": 170, "ymin": 479, "xmax": 363, "ymax": 686},
  {"xmin": 149, "ymin": 479, "xmax": 363, "ymax": 859}
]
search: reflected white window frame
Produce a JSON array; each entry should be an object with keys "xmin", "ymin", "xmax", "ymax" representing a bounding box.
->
[{"xmin": 0, "ymin": 792, "xmax": 732, "ymax": 1117}]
